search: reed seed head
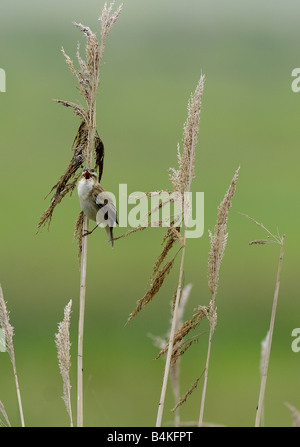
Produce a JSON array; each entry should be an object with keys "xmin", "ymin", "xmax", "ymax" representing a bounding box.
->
[
  {"xmin": 55, "ymin": 300, "xmax": 73, "ymax": 426},
  {"xmin": 208, "ymin": 166, "xmax": 240, "ymax": 298},
  {"xmin": 170, "ymin": 75, "xmax": 205, "ymax": 195}
]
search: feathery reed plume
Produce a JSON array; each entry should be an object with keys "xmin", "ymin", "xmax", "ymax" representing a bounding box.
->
[
  {"xmin": 126, "ymin": 253, "xmax": 179, "ymax": 325},
  {"xmin": 55, "ymin": 300, "xmax": 73, "ymax": 427},
  {"xmin": 156, "ymin": 76, "xmax": 205, "ymax": 427},
  {"xmin": 38, "ymin": 2, "xmax": 122, "ymax": 235},
  {"xmin": 157, "ymin": 304, "xmax": 209, "ymax": 361},
  {"xmin": 0, "ymin": 400, "xmax": 11, "ymax": 427},
  {"xmin": 38, "ymin": 3, "xmax": 123, "ymax": 427},
  {"xmin": 127, "ymin": 77, "xmax": 204, "ymax": 328},
  {"xmin": 0, "ymin": 284, "xmax": 25, "ymax": 427},
  {"xmin": 285, "ymin": 402, "xmax": 300, "ymax": 427},
  {"xmin": 198, "ymin": 166, "xmax": 240, "ymax": 426},
  {"xmin": 169, "ymin": 75, "xmax": 205, "ymax": 194},
  {"xmin": 241, "ymin": 215, "xmax": 286, "ymax": 427}
]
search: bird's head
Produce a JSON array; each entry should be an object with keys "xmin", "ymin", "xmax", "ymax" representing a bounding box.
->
[{"xmin": 82, "ymin": 168, "xmax": 98, "ymax": 183}]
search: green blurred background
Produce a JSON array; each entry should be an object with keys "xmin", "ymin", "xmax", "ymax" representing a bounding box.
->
[{"xmin": 0, "ymin": 0, "xmax": 299, "ymax": 427}]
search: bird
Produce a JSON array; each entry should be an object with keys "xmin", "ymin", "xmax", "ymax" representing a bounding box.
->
[{"xmin": 77, "ymin": 168, "xmax": 117, "ymax": 247}]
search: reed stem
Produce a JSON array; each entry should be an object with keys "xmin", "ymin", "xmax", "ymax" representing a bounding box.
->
[
  {"xmin": 156, "ymin": 234, "xmax": 186, "ymax": 427},
  {"xmin": 255, "ymin": 234, "xmax": 285, "ymax": 427}
]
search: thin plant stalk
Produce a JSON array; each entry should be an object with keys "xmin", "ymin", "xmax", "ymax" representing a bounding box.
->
[
  {"xmin": 255, "ymin": 234, "xmax": 285, "ymax": 427},
  {"xmin": 77, "ymin": 218, "xmax": 88, "ymax": 427},
  {"xmin": 75, "ymin": 4, "xmax": 123, "ymax": 426},
  {"xmin": 156, "ymin": 75, "xmax": 205, "ymax": 427},
  {"xmin": 10, "ymin": 349, "xmax": 24, "ymax": 428},
  {"xmin": 77, "ymin": 84, "xmax": 95, "ymax": 427},
  {"xmin": 156, "ymin": 234, "xmax": 186, "ymax": 427},
  {"xmin": 198, "ymin": 167, "xmax": 239, "ymax": 426},
  {"xmin": 198, "ymin": 305, "xmax": 214, "ymax": 425},
  {"xmin": 77, "ymin": 82, "xmax": 95, "ymax": 429},
  {"xmin": 37, "ymin": 3, "xmax": 123, "ymax": 427}
]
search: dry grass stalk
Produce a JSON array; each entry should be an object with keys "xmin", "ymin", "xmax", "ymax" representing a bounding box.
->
[
  {"xmin": 285, "ymin": 402, "xmax": 300, "ymax": 427},
  {"xmin": 39, "ymin": 3, "xmax": 123, "ymax": 427},
  {"xmin": 253, "ymin": 236, "xmax": 285, "ymax": 426},
  {"xmin": 76, "ymin": 5, "xmax": 122, "ymax": 427},
  {"xmin": 198, "ymin": 167, "xmax": 240, "ymax": 426},
  {"xmin": 170, "ymin": 283, "xmax": 192, "ymax": 426},
  {"xmin": 239, "ymin": 213, "xmax": 282, "ymax": 245},
  {"xmin": 156, "ymin": 76, "xmax": 205, "ymax": 427},
  {"xmin": 112, "ymin": 225, "xmax": 148, "ymax": 242},
  {"xmin": 0, "ymin": 400, "xmax": 11, "ymax": 427},
  {"xmin": 0, "ymin": 284, "xmax": 25, "ymax": 427},
  {"xmin": 55, "ymin": 300, "xmax": 73, "ymax": 427},
  {"xmin": 149, "ymin": 284, "xmax": 193, "ymax": 426},
  {"xmin": 240, "ymin": 213, "xmax": 285, "ymax": 427}
]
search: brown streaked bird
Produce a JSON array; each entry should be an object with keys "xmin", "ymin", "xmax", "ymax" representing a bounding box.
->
[{"xmin": 77, "ymin": 168, "xmax": 117, "ymax": 247}]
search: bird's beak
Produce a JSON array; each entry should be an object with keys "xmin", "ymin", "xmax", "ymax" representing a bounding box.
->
[{"xmin": 84, "ymin": 171, "xmax": 91, "ymax": 180}]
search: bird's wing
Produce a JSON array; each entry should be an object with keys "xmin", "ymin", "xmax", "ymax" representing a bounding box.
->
[{"xmin": 93, "ymin": 189, "xmax": 118, "ymax": 227}]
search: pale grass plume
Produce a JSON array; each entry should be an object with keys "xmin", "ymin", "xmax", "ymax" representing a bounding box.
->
[
  {"xmin": 260, "ymin": 331, "xmax": 270, "ymax": 379},
  {"xmin": 285, "ymin": 402, "xmax": 300, "ymax": 427},
  {"xmin": 208, "ymin": 166, "xmax": 240, "ymax": 299},
  {"xmin": 0, "ymin": 285, "xmax": 14, "ymax": 359},
  {"xmin": 0, "ymin": 284, "xmax": 25, "ymax": 427},
  {"xmin": 55, "ymin": 300, "xmax": 73, "ymax": 427},
  {"xmin": 169, "ymin": 74, "xmax": 205, "ymax": 194},
  {"xmin": 259, "ymin": 331, "xmax": 270, "ymax": 426},
  {"xmin": 0, "ymin": 400, "xmax": 11, "ymax": 427},
  {"xmin": 99, "ymin": 1, "xmax": 123, "ymax": 60}
]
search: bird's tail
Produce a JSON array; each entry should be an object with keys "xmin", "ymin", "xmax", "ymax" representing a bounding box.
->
[{"xmin": 106, "ymin": 226, "xmax": 114, "ymax": 248}]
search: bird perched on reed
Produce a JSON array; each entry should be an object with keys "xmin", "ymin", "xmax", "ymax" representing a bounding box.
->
[{"xmin": 77, "ymin": 168, "xmax": 117, "ymax": 247}]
